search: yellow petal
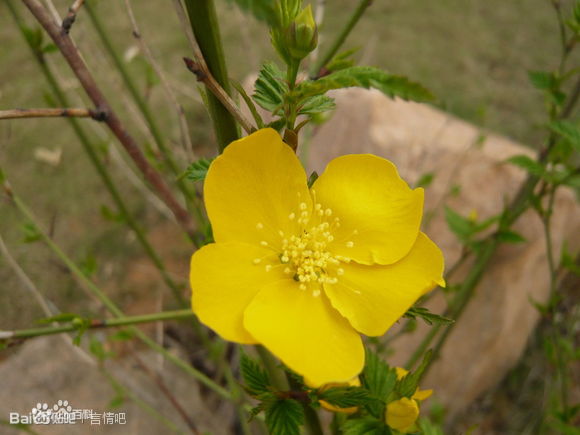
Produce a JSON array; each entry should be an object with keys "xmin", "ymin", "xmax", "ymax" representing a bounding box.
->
[
  {"xmin": 412, "ymin": 388, "xmax": 433, "ymax": 401},
  {"xmin": 324, "ymin": 233, "xmax": 445, "ymax": 336},
  {"xmin": 395, "ymin": 367, "xmax": 409, "ymax": 380},
  {"xmin": 243, "ymin": 280, "xmax": 364, "ymax": 387},
  {"xmin": 190, "ymin": 242, "xmax": 285, "ymax": 344},
  {"xmin": 312, "ymin": 154, "xmax": 423, "ymax": 265},
  {"xmin": 204, "ymin": 128, "xmax": 312, "ymax": 249},
  {"xmin": 386, "ymin": 397, "xmax": 419, "ymax": 433}
]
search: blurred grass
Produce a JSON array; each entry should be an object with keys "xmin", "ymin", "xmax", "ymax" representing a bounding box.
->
[{"xmin": 0, "ymin": 0, "xmax": 572, "ymax": 333}]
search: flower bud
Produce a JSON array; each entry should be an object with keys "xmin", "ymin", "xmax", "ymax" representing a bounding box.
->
[{"xmin": 286, "ymin": 5, "xmax": 318, "ymax": 60}]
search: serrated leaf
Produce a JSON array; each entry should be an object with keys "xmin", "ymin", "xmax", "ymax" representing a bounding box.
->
[
  {"xmin": 265, "ymin": 399, "xmax": 304, "ymax": 435},
  {"xmin": 342, "ymin": 417, "xmax": 390, "ymax": 435},
  {"xmin": 507, "ymin": 155, "xmax": 546, "ymax": 177},
  {"xmin": 549, "ymin": 120, "xmax": 580, "ymax": 152},
  {"xmin": 298, "ymin": 95, "xmax": 336, "ymax": 115},
  {"xmin": 240, "ymin": 352, "xmax": 271, "ymax": 396},
  {"xmin": 253, "ymin": 62, "xmax": 288, "ymax": 113},
  {"xmin": 293, "ymin": 66, "xmax": 434, "ymax": 103},
  {"xmin": 397, "ymin": 350, "xmax": 432, "ymax": 398},
  {"xmin": 184, "ymin": 158, "xmax": 214, "ymax": 182},
  {"xmin": 528, "ymin": 71, "xmax": 556, "ymax": 90},
  {"xmin": 361, "ymin": 350, "xmax": 397, "ymax": 418},
  {"xmin": 496, "ymin": 229, "xmax": 526, "ymax": 244},
  {"xmin": 326, "ymin": 48, "xmax": 359, "ymax": 73},
  {"xmin": 318, "ymin": 386, "xmax": 374, "ymax": 408},
  {"xmin": 404, "ymin": 307, "xmax": 454, "ymax": 326}
]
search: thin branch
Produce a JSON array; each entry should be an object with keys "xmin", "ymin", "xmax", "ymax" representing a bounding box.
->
[
  {"xmin": 0, "ymin": 107, "xmax": 102, "ymax": 121},
  {"xmin": 62, "ymin": 0, "xmax": 85, "ymax": 33},
  {"xmin": 0, "ymin": 310, "xmax": 195, "ymax": 342},
  {"xmin": 22, "ymin": 0, "xmax": 197, "ymax": 243},
  {"xmin": 183, "ymin": 57, "xmax": 255, "ymax": 134}
]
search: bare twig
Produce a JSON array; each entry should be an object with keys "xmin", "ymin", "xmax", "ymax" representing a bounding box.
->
[
  {"xmin": 183, "ymin": 57, "xmax": 254, "ymax": 134},
  {"xmin": 0, "ymin": 107, "xmax": 102, "ymax": 121},
  {"xmin": 62, "ymin": 0, "xmax": 85, "ymax": 33},
  {"xmin": 22, "ymin": 0, "xmax": 197, "ymax": 242}
]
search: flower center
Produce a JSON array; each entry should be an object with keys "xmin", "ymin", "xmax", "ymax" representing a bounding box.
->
[{"xmin": 254, "ymin": 196, "xmax": 357, "ymax": 297}]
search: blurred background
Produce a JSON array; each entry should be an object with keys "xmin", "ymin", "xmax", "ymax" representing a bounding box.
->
[{"xmin": 0, "ymin": 0, "xmax": 578, "ymax": 434}]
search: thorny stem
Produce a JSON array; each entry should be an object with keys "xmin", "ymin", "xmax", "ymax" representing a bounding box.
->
[
  {"xmin": 311, "ymin": 0, "xmax": 373, "ymax": 77},
  {"xmin": 1, "ymin": 178, "xmax": 232, "ymax": 401},
  {"xmin": 21, "ymin": 0, "xmax": 198, "ymax": 243},
  {"xmin": 0, "ymin": 310, "xmax": 195, "ymax": 341},
  {"xmin": 182, "ymin": 0, "xmax": 239, "ymax": 152},
  {"xmin": 6, "ymin": 0, "xmax": 189, "ymax": 305}
]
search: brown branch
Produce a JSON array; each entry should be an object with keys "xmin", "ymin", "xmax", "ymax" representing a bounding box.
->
[
  {"xmin": 0, "ymin": 107, "xmax": 103, "ymax": 121},
  {"xmin": 183, "ymin": 57, "xmax": 254, "ymax": 134},
  {"xmin": 22, "ymin": 0, "xmax": 197, "ymax": 242},
  {"xmin": 62, "ymin": 0, "xmax": 85, "ymax": 33}
]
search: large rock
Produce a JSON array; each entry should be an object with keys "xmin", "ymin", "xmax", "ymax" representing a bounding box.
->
[{"xmin": 306, "ymin": 88, "xmax": 580, "ymax": 421}]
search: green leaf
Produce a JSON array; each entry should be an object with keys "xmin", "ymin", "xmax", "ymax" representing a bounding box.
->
[
  {"xmin": 496, "ymin": 229, "xmax": 526, "ymax": 244},
  {"xmin": 265, "ymin": 399, "xmax": 304, "ymax": 435},
  {"xmin": 415, "ymin": 172, "xmax": 435, "ymax": 188},
  {"xmin": 397, "ymin": 350, "xmax": 432, "ymax": 398},
  {"xmin": 100, "ymin": 205, "xmax": 124, "ymax": 223},
  {"xmin": 549, "ymin": 120, "xmax": 580, "ymax": 152},
  {"xmin": 361, "ymin": 350, "xmax": 397, "ymax": 418},
  {"xmin": 108, "ymin": 329, "xmax": 135, "ymax": 341},
  {"xmin": 318, "ymin": 386, "xmax": 375, "ymax": 408},
  {"xmin": 326, "ymin": 48, "xmax": 359, "ymax": 73},
  {"xmin": 22, "ymin": 26, "xmax": 43, "ymax": 51},
  {"xmin": 404, "ymin": 307, "xmax": 454, "ymax": 326},
  {"xmin": 184, "ymin": 158, "xmax": 214, "ymax": 183},
  {"xmin": 507, "ymin": 155, "xmax": 546, "ymax": 177},
  {"xmin": 253, "ymin": 62, "xmax": 288, "ymax": 113},
  {"xmin": 444, "ymin": 206, "xmax": 474, "ymax": 240},
  {"xmin": 342, "ymin": 416, "xmax": 390, "ymax": 435},
  {"xmin": 298, "ymin": 95, "xmax": 336, "ymax": 115},
  {"xmin": 20, "ymin": 222, "xmax": 42, "ymax": 244},
  {"xmin": 41, "ymin": 43, "xmax": 58, "ymax": 54},
  {"xmin": 240, "ymin": 352, "xmax": 271, "ymax": 396},
  {"xmin": 79, "ymin": 254, "xmax": 98, "ymax": 278},
  {"xmin": 293, "ymin": 66, "xmax": 435, "ymax": 103},
  {"xmin": 528, "ymin": 71, "xmax": 556, "ymax": 90},
  {"xmin": 225, "ymin": 0, "xmax": 278, "ymax": 24}
]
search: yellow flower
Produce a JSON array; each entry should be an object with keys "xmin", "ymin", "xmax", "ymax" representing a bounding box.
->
[
  {"xmin": 190, "ymin": 129, "xmax": 445, "ymax": 387},
  {"xmin": 318, "ymin": 377, "xmax": 361, "ymax": 414},
  {"xmin": 386, "ymin": 367, "xmax": 433, "ymax": 433}
]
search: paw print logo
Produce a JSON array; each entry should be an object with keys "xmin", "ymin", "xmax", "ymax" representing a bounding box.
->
[
  {"xmin": 53, "ymin": 400, "xmax": 73, "ymax": 413},
  {"xmin": 31, "ymin": 403, "xmax": 52, "ymax": 424}
]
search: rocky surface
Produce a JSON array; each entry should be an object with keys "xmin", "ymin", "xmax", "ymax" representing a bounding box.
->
[{"xmin": 307, "ymin": 88, "xmax": 580, "ymax": 421}]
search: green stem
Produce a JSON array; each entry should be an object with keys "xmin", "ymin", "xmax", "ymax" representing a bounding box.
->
[
  {"xmin": 1, "ymin": 310, "xmax": 195, "ymax": 340},
  {"xmin": 311, "ymin": 0, "xmax": 373, "ymax": 76},
  {"xmin": 182, "ymin": 0, "xmax": 239, "ymax": 152},
  {"xmin": 1, "ymin": 180, "xmax": 232, "ymax": 401}
]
